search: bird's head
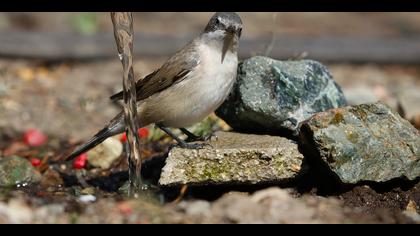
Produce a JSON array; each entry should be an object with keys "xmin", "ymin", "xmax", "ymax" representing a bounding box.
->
[
  {"xmin": 203, "ymin": 12, "xmax": 243, "ymax": 62},
  {"xmin": 204, "ymin": 12, "xmax": 243, "ymax": 39}
]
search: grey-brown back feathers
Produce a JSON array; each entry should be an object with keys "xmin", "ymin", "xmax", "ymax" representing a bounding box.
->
[{"xmin": 110, "ymin": 42, "xmax": 200, "ymax": 101}]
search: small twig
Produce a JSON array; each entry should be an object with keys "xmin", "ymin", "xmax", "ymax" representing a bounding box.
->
[
  {"xmin": 75, "ymin": 169, "xmax": 89, "ymax": 188},
  {"xmin": 172, "ymin": 185, "xmax": 188, "ymax": 204},
  {"xmin": 39, "ymin": 153, "xmax": 51, "ymax": 172},
  {"xmin": 17, "ymin": 149, "xmax": 39, "ymax": 157},
  {"xmin": 290, "ymin": 51, "xmax": 309, "ymax": 60},
  {"xmin": 263, "ymin": 13, "xmax": 278, "ymax": 57},
  {"xmin": 263, "ymin": 32, "xmax": 277, "ymax": 57},
  {"xmin": 396, "ymin": 99, "xmax": 406, "ymax": 118}
]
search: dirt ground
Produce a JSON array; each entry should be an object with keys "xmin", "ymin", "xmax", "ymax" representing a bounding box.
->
[{"xmin": 1, "ymin": 59, "xmax": 418, "ymax": 140}]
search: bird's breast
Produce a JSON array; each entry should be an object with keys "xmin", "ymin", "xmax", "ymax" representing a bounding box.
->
[{"xmin": 192, "ymin": 46, "xmax": 238, "ymax": 109}]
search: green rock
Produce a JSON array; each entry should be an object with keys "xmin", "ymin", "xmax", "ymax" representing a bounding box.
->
[
  {"xmin": 300, "ymin": 102, "xmax": 420, "ymax": 184},
  {"xmin": 0, "ymin": 156, "xmax": 41, "ymax": 187},
  {"xmin": 159, "ymin": 131, "xmax": 305, "ymax": 187},
  {"xmin": 216, "ymin": 56, "xmax": 346, "ymax": 137}
]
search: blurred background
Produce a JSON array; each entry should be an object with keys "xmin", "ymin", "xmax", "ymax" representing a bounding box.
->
[{"xmin": 0, "ymin": 12, "xmax": 419, "ymax": 141}]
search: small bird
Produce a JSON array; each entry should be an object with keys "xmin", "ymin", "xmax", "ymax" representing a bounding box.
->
[{"xmin": 66, "ymin": 12, "xmax": 243, "ymax": 160}]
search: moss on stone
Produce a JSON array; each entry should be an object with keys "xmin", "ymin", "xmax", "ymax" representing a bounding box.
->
[
  {"xmin": 159, "ymin": 132, "xmax": 305, "ymax": 186},
  {"xmin": 0, "ymin": 156, "xmax": 41, "ymax": 187},
  {"xmin": 331, "ymin": 112, "xmax": 344, "ymax": 125}
]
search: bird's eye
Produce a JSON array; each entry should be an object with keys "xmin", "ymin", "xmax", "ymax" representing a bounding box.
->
[
  {"xmin": 215, "ymin": 18, "xmax": 221, "ymax": 25},
  {"xmin": 238, "ymin": 28, "xmax": 242, "ymax": 36}
]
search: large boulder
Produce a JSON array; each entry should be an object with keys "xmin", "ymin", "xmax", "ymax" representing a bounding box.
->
[{"xmin": 216, "ymin": 56, "xmax": 347, "ymax": 137}]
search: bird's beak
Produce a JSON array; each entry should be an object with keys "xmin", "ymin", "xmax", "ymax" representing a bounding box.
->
[{"xmin": 221, "ymin": 27, "xmax": 236, "ymax": 63}]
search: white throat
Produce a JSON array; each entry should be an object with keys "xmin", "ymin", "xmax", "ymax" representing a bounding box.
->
[{"xmin": 200, "ymin": 30, "xmax": 239, "ymax": 57}]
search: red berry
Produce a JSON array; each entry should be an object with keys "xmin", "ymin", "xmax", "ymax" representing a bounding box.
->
[
  {"xmin": 73, "ymin": 153, "xmax": 87, "ymax": 169},
  {"xmin": 23, "ymin": 129, "xmax": 48, "ymax": 147},
  {"xmin": 30, "ymin": 158, "xmax": 41, "ymax": 167},
  {"xmin": 120, "ymin": 133, "xmax": 127, "ymax": 143},
  {"xmin": 120, "ymin": 128, "xmax": 149, "ymax": 143},
  {"xmin": 117, "ymin": 202, "xmax": 133, "ymax": 215},
  {"xmin": 138, "ymin": 128, "xmax": 149, "ymax": 138}
]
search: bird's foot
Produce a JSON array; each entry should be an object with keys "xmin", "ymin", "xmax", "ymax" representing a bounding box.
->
[
  {"xmin": 201, "ymin": 132, "xmax": 218, "ymax": 142},
  {"xmin": 183, "ymin": 130, "xmax": 218, "ymax": 143},
  {"xmin": 158, "ymin": 125, "xmax": 215, "ymax": 149}
]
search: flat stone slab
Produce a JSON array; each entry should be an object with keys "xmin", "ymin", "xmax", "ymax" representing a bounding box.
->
[
  {"xmin": 300, "ymin": 102, "xmax": 420, "ymax": 184},
  {"xmin": 159, "ymin": 131, "xmax": 304, "ymax": 187}
]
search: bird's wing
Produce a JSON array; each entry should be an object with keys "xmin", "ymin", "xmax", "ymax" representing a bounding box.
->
[{"xmin": 110, "ymin": 42, "xmax": 200, "ymax": 101}]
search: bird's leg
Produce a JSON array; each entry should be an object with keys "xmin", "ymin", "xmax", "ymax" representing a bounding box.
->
[
  {"xmin": 180, "ymin": 128, "xmax": 218, "ymax": 142},
  {"xmin": 180, "ymin": 128, "xmax": 201, "ymax": 142},
  {"xmin": 156, "ymin": 124, "xmax": 209, "ymax": 149}
]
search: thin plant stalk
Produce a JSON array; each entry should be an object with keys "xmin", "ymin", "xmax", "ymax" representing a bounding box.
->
[{"xmin": 110, "ymin": 12, "xmax": 144, "ymax": 196}]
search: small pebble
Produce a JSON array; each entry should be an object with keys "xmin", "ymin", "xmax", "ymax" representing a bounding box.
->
[{"xmin": 78, "ymin": 195, "xmax": 96, "ymax": 203}]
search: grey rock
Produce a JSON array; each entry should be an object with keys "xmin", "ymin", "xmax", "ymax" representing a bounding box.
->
[
  {"xmin": 159, "ymin": 131, "xmax": 305, "ymax": 187},
  {"xmin": 177, "ymin": 187, "xmax": 378, "ymax": 224},
  {"xmin": 300, "ymin": 102, "xmax": 420, "ymax": 184},
  {"xmin": 208, "ymin": 188, "xmax": 343, "ymax": 224},
  {"xmin": 176, "ymin": 200, "xmax": 211, "ymax": 217},
  {"xmin": 216, "ymin": 56, "xmax": 347, "ymax": 137},
  {"xmin": 0, "ymin": 156, "xmax": 41, "ymax": 187}
]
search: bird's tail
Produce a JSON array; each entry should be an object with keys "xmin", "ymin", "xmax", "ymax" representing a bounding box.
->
[{"xmin": 66, "ymin": 112, "xmax": 125, "ymax": 161}]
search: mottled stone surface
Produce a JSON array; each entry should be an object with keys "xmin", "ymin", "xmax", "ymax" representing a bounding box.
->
[
  {"xmin": 216, "ymin": 56, "xmax": 346, "ymax": 137},
  {"xmin": 300, "ymin": 102, "xmax": 420, "ymax": 184},
  {"xmin": 159, "ymin": 131, "xmax": 304, "ymax": 187},
  {"xmin": 177, "ymin": 187, "xmax": 338, "ymax": 224},
  {"xmin": 0, "ymin": 156, "xmax": 41, "ymax": 187}
]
